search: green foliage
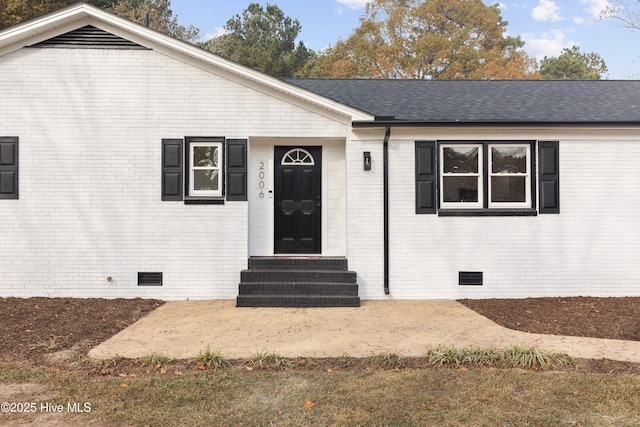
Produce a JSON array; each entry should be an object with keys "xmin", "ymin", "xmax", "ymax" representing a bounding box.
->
[
  {"xmin": 191, "ymin": 346, "xmax": 232, "ymax": 369},
  {"xmin": 139, "ymin": 352, "xmax": 172, "ymax": 367},
  {"xmin": 0, "ymin": 0, "xmax": 199, "ymax": 44},
  {"xmin": 425, "ymin": 345, "xmax": 574, "ymax": 369},
  {"xmin": 539, "ymin": 46, "xmax": 608, "ymax": 80},
  {"xmin": 367, "ymin": 351, "xmax": 406, "ymax": 368},
  {"xmin": 200, "ymin": 3, "xmax": 313, "ymax": 77},
  {"xmin": 107, "ymin": 0, "xmax": 200, "ymax": 43},
  {"xmin": 311, "ymin": 0, "xmax": 539, "ymax": 79},
  {"xmin": 249, "ymin": 351, "xmax": 292, "ymax": 369}
]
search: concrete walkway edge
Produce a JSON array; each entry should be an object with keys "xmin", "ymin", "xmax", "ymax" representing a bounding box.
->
[{"xmin": 88, "ymin": 300, "xmax": 640, "ymax": 363}]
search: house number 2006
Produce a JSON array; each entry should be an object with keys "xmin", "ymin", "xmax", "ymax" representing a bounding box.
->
[{"xmin": 258, "ymin": 162, "xmax": 266, "ymax": 198}]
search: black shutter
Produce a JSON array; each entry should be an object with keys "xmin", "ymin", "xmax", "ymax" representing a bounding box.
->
[
  {"xmin": 161, "ymin": 139, "xmax": 183, "ymax": 201},
  {"xmin": 538, "ymin": 141, "xmax": 559, "ymax": 214},
  {"xmin": 226, "ymin": 139, "xmax": 248, "ymax": 201},
  {"xmin": 0, "ymin": 137, "xmax": 18, "ymax": 200},
  {"xmin": 415, "ymin": 141, "xmax": 437, "ymax": 214}
]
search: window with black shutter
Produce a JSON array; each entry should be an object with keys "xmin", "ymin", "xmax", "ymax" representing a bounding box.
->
[
  {"xmin": 0, "ymin": 137, "xmax": 18, "ymax": 200},
  {"xmin": 415, "ymin": 140, "xmax": 558, "ymax": 215},
  {"xmin": 538, "ymin": 141, "xmax": 560, "ymax": 214},
  {"xmin": 161, "ymin": 139, "xmax": 183, "ymax": 201}
]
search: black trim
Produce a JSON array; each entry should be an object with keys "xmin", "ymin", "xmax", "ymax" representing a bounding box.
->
[
  {"xmin": 383, "ymin": 126, "xmax": 390, "ymax": 294},
  {"xmin": 0, "ymin": 137, "xmax": 19, "ymax": 200},
  {"xmin": 538, "ymin": 141, "xmax": 560, "ymax": 214},
  {"xmin": 353, "ymin": 120, "xmax": 640, "ymax": 128},
  {"xmin": 415, "ymin": 141, "xmax": 437, "ymax": 214},
  {"xmin": 225, "ymin": 139, "xmax": 248, "ymax": 201},
  {"xmin": 161, "ymin": 139, "xmax": 183, "ymax": 201},
  {"xmin": 439, "ymin": 209, "xmax": 537, "ymax": 217},
  {"xmin": 184, "ymin": 198, "xmax": 224, "ymax": 205}
]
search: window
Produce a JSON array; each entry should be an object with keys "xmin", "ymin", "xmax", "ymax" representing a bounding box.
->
[
  {"xmin": 441, "ymin": 144, "xmax": 483, "ymax": 208},
  {"xmin": 439, "ymin": 142, "xmax": 532, "ymax": 210},
  {"xmin": 416, "ymin": 140, "xmax": 558, "ymax": 215},
  {"xmin": 188, "ymin": 139, "xmax": 223, "ymax": 198},
  {"xmin": 161, "ymin": 137, "xmax": 248, "ymax": 203},
  {"xmin": 489, "ymin": 145, "xmax": 530, "ymax": 208}
]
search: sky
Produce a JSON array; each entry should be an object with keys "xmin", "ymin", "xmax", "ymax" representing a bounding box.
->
[{"xmin": 170, "ymin": 0, "xmax": 640, "ymax": 79}]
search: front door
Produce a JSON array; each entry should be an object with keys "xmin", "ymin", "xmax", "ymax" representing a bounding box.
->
[{"xmin": 274, "ymin": 146, "xmax": 322, "ymax": 254}]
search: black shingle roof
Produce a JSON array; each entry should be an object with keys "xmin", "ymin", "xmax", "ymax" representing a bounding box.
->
[{"xmin": 284, "ymin": 78, "xmax": 640, "ymax": 124}]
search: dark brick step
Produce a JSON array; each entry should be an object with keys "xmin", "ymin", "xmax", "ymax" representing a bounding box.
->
[
  {"xmin": 241, "ymin": 269, "xmax": 356, "ymax": 283},
  {"xmin": 239, "ymin": 282, "xmax": 358, "ymax": 296},
  {"xmin": 248, "ymin": 257, "xmax": 348, "ymax": 271},
  {"xmin": 236, "ymin": 294, "xmax": 361, "ymax": 308}
]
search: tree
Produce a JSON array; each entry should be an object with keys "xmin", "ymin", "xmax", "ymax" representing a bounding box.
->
[
  {"xmin": 0, "ymin": 0, "xmax": 199, "ymax": 44},
  {"xmin": 539, "ymin": 46, "xmax": 608, "ymax": 80},
  {"xmin": 600, "ymin": 0, "xmax": 640, "ymax": 30},
  {"xmin": 201, "ymin": 3, "xmax": 313, "ymax": 77},
  {"xmin": 107, "ymin": 0, "xmax": 200, "ymax": 43},
  {"xmin": 310, "ymin": 0, "xmax": 538, "ymax": 79},
  {"xmin": 1, "ymin": 0, "xmax": 76, "ymax": 30}
]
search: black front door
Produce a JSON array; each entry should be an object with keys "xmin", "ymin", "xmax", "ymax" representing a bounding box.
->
[{"xmin": 274, "ymin": 146, "xmax": 322, "ymax": 254}]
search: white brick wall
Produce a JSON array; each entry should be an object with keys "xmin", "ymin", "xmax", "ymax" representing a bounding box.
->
[
  {"xmin": 347, "ymin": 128, "xmax": 640, "ymax": 299},
  {"xmin": 0, "ymin": 47, "xmax": 350, "ymax": 299}
]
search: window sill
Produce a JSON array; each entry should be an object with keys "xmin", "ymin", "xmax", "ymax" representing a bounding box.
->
[
  {"xmin": 438, "ymin": 209, "xmax": 537, "ymax": 217},
  {"xmin": 184, "ymin": 197, "xmax": 225, "ymax": 205}
]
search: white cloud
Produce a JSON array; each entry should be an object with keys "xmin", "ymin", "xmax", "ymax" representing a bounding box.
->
[
  {"xmin": 532, "ymin": 0, "xmax": 563, "ymax": 22},
  {"xmin": 200, "ymin": 27, "xmax": 227, "ymax": 42},
  {"xmin": 522, "ymin": 29, "xmax": 576, "ymax": 60},
  {"xmin": 573, "ymin": 16, "xmax": 585, "ymax": 24},
  {"xmin": 336, "ymin": 0, "xmax": 369, "ymax": 9},
  {"xmin": 580, "ymin": 0, "xmax": 611, "ymax": 19}
]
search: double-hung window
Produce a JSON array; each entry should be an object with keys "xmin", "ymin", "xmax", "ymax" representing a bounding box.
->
[
  {"xmin": 488, "ymin": 144, "xmax": 531, "ymax": 208},
  {"xmin": 416, "ymin": 140, "xmax": 559, "ymax": 215},
  {"xmin": 439, "ymin": 142, "xmax": 533, "ymax": 210},
  {"xmin": 441, "ymin": 144, "xmax": 483, "ymax": 208},
  {"xmin": 189, "ymin": 139, "xmax": 223, "ymax": 198}
]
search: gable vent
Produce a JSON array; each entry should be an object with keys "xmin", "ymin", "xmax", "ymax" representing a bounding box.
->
[
  {"xmin": 31, "ymin": 25, "xmax": 147, "ymax": 49},
  {"xmin": 459, "ymin": 271, "xmax": 483, "ymax": 286},
  {"xmin": 138, "ymin": 272, "xmax": 163, "ymax": 286}
]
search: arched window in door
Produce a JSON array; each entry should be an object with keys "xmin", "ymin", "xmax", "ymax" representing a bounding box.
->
[{"xmin": 280, "ymin": 148, "xmax": 315, "ymax": 165}]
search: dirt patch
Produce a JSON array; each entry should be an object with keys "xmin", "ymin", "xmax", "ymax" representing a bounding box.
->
[
  {"xmin": 458, "ymin": 296, "xmax": 640, "ymax": 341},
  {"xmin": 0, "ymin": 297, "xmax": 164, "ymax": 365}
]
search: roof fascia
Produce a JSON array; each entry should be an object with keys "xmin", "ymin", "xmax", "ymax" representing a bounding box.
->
[
  {"xmin": 0, "ymin": 4, "xmax": 373, "ymax": 124},
  {"xmin": 352, "ymin": 120, "xmax": 640, "ymax": 128}
]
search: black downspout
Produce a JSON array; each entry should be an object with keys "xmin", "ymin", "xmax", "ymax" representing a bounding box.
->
[{"xmin": 383, "ymin": 126, "xmax": 391, "ymax": 295}]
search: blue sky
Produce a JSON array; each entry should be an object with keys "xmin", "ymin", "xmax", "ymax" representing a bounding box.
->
[{"xmin": 170, "ymin": 0, "xmax": 640, "ymax": 79}]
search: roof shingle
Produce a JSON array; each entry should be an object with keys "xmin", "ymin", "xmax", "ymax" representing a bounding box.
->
[{"xmin": 285, "ymin": 79, "xmax": 640, "ymax": 123}]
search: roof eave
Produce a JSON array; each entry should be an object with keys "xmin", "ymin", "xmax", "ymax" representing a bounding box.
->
[{"xmin": 352, "ymin": 120, "xmax": 640, "ymax": 128}]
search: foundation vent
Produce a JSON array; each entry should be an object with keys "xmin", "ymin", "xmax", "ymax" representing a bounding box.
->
[
  {"xmin": 459, "ymin": 271, "xmax": 483, "ymax": 286},
  {"xmin": 138, "ymin": 272, "xmax": 162, "ymax": 286}
]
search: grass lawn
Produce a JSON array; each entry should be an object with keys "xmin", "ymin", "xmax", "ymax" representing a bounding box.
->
[{"xmin": 2, "ymin": 359, "xmax": 639, "ymax": 427}]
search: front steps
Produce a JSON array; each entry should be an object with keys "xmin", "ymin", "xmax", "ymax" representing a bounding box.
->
[{"xmin": 236, "ymin": 257, "xmax": 360, "ymax": 307}]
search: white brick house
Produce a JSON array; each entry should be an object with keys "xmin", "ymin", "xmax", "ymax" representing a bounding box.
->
[{"xmin": 1, "ymin": 4, "xmax": 639, "ymax": 304}]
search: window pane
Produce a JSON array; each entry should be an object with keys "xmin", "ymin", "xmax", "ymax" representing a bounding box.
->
[
  {"xmin": 193, "ymin": 146, "xmax": 218, "ymax": 167},
  {"xmin": 491, "ymin": 147, "xmax": 527, "ymax": 174},
  {"xmin": 443, "ymin": 147, "xmax": 478, "ymax": 173},
  {"xmin": 443, "ymin": 176, "xmax": 478, "ymax": 202},
  {"xmin": 193, "ymin": 170, "xmax": 219, "ymax": 191},
  {"xmin": 491, "ymin": 176, "xmax": 526, "ymax": 202}
]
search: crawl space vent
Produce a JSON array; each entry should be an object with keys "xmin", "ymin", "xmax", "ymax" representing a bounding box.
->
[
  {"xmin": 459, "ymin": 271, "xmax": 483, "ymax": 286},
  {"xmin": 138, "ymin": 272, "xmax": 162, "ymax": 286}
]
